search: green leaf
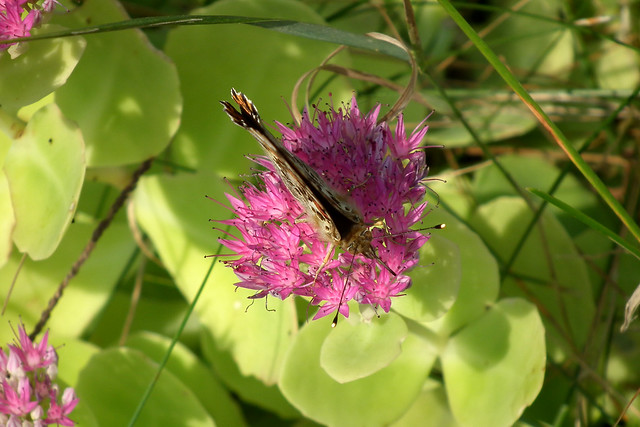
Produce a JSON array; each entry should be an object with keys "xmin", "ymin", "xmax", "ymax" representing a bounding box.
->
[
  {"xmin": 0, "ymin": 218, "xmax": 134, "ymax": 337},
  {"xmin": 4, "ymin": 104, "xmax": 85, "ymax": 260},
  {"xmin": 424, "ymin": 173, "xmax": 474, "ymax": 220},
  {"xmin": 279, "ymin": 317, "xmax": 437, "ymax": 426},
  {"xmin": 52, "ymin": 337, "xmax": 101, "ymax": 427},
  {"xmin": 529, "ymin": 187, "xmax": 640, "ymax": 261},
  {"xmin": 320, "ymin": 312, "xmax": 408, "ymax": 383},
  {"xmin": 483, "ymin": 2, "xmax": 574, "ymax": 84},
  {"xmin": 392, "ymin": 231, "xmax": 461, "ymax": 324},
  {"xmin": 133, "ymin": 172, "xmax": 297, "ymax": 385},
  {"xmin": 164, "ymin": 0, "xmax": 352, "ymax": 173},
  {"xmin": 442, "ymin": 298, "xmax": 545, "ymax": 426},
  {"xmin": 595, "ymin": 42, "xmax": 640, "ymax": 89},
  {"xmin": 404, "ymin": 207, "xmax": 500, "ymax": 337},
  {"xmin": 426, "ymin": 104, "xmax": 536, "ymax": 147},
  {"xmin": 0, "ymin": 25, "xmax": 86, "ymax": 113},
  {"xmin": 53, "ymin": 0, "xmax": 181, "ymax": 167},
  {"xmin": 469, "ymin": 197, "xmax": 594, "ymax": 356},
  {"xmin": 76, "ymin": 347, "xmax": 215, "ymax": 426},
  {"xmin": 52, "ymin": 337, "xmax": 101, "ymax": 387},
  {"xmin": 125, "ymin": 332, "xmax": 247, "ymax": 427},
  {"xmin": 472, "ymin": 155, "xmax": 604, "ymax": 234},
  {"xmin": 392, "ymin": 380, "xmax": 458, "ymax": 427},
  {"xmin": 201, "ymin": 330, "xmax": 299, "ymax": 419},
  {"xmin": 0, "ymin": 168, "xmax": 13, "ymax": 267}
]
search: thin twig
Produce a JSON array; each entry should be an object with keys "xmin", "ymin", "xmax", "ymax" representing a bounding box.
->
[
  {"xmin": 119, "ymin": 255, "xmax": 146, "ymax": 346},
  {"xmin": 29, "ymin": 158, "xmax": 154, "ymax": 340}
]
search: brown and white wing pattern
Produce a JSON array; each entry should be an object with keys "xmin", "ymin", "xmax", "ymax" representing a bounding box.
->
[{"xmin": 220, "ymin": 88, "xmax": 365, "ymax": 246}]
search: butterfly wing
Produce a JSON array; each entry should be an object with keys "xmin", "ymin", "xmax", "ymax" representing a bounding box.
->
[{"xmin": 221, "ymin": 89, "xmax": 365, "ymax": 244}]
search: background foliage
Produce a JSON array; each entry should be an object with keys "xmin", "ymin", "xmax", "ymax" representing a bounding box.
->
[{"xmin": 1, "ymin": 0, "xmax": 639, "ymax": 425}]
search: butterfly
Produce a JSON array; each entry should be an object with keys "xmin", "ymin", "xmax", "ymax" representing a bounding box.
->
[{"xmin": 221, "ymin": 89, "xmax": 396, "ymax": 324}]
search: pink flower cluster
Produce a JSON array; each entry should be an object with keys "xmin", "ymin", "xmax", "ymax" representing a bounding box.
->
[
  {"xmin": 0, "ymin": 0, "xmax": 59, "ymax": 51},
  {"xmin": 0, "ymin": 324, "xmax": 78, "ymax": 426},
  {"xmin": 217, "ymin": 96, "xmax": 432, "ymax": 323}
]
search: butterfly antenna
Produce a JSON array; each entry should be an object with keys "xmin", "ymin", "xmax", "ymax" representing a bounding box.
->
[
  {"xmin": 331, "ymin": 254, "xmax": 358, "ymax": 328},
  {"xmin": 373, "ymin": 252, "xmax": 397, "ymax": 276},
  {"xmin": 387, "ymin": 223, "xmax": 446, "ymax": 237}
]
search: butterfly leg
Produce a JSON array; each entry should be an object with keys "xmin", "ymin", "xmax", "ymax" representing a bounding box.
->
[{"xmin": 312, "ymin": 243, "xmax": 335, "ymax": 285}]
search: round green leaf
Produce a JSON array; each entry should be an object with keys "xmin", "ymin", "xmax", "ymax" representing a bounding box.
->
[
  {"xmin": 200, "ymin": 330, "xmax": 299, "ymax": 419},
  {"xmin": 426, "ymin": 104, "xmax": 536, "ymax": 147},
  {"xmin": 393, "ymin": 231, "xmax": 461, "ymax": 323},
  {"xmin": 280, "ymin": 317, "xmax": 437, "ymax": 426},
  {"xmin": 484, "ymin": 3, "xmax": 574, "ymax": 82},
  {"xmin": 471, "ymin": 155, "xmax": 603, "ymax": 234},
  {"xmin": 0, "ymin": 218, "xmax": 134, "ymax": 337},
  {"xmin": 4, "ymin": 104, "xmax": 85, "ymax": 259},
  {"xmin": 51, "ymin": 337, "xmax": 101, "ymax": 427},
  {"xmin": 76, "ymin": 347, "xmax": 215, "ymax": 426},
  {"xmin": 392, "ymin": 380, "xmax": 457, "ymax": 427},
  {"xmin": 442, "ymin": 298, "xmax": 545, "ymax": 427},
  {"xmin": 399, "ymin": 207, "xmax": 499, "ymax": 337},
  {"xmin": 164, "ymin": 0, "xmax": 351, "ymax": 174},
  {"xmin": 0, "ymin": 171, "xmax": 13, "ymax": 267},
  {"xmin": 470, "ymin": 197, "xmax": 594, "ymax": 356},
  {"xmin": 53, "ymin": 0, "xmax": 181, "ymax": 167},
  {"xmin": 320, "ymin": 312, "xmax": 408, "ymax": 383},
  {"xmin": 424, "ymin": 174, "xmax": 474, "ymax": 220},
  {"xmin": 596, "ymin": 42, "xmax": 640, "ymax": 89},
  {"xmin": 52, "ymin": 337, "xmax": 100, "ymax": 388},
  {"xmin": 133, "ymin": 172, "xmax": 297, "ymax": 386},
  {"xmin": 0, "ymin": 25, "xmax": 86, "ymax": 113},
  {"xmin": 126, "ymin": 331, "xmax": 247, "ymax": 427}
]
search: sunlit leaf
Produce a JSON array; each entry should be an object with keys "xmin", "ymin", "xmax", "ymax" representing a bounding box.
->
[
  {"xmin": 0, "ymin": 25, "xmax": 86, "ymax": 113},
  {"xmin": 442, "ymin": 298, "xmax": 545, "ymax": 426},
  {"xmin": 280, "ymin": 317, "xmax": 437, "ymax": 426},
  {"xmin": 4, "ymin": 104, "xmax": 85, "ymax": 259},
  {"xmin": 414, "ymin": 208, "xmax": 500, "ymax": 337},
  {"xmin": 0, "ymin": 218, "xmax": 134, "ymax": 337},
  {"xmin": 393, "ymin": 231, "xmax": 462, "ymax": 324},
  {"xmin": 164, "ymin": 0, "xmax": 352, "ymax": 174},
  {"xmin": 53, "ymin": 0, "xmax": 182, "ymax": 167},
  {"xmin": 126, "ymin": 332, "xmax": 247, "ymax": 426},
  {"xmin": 320, "ymin": 312, "xmax": 408, "ymax": 383},
  {"xmin": 392, "ymin": 380, "xmax": 458, "ymax": 427},
  {"xmin": 76, "ymin": 348, "xmax": 215, "ymax": 426},
  {"xmin": 133, "ymin": 172, "xmax": 297, "ymax": 389},
  {"xmin": 596, "ymin": 42, "xmax": 640, "ymax": 89},
  {"xmin": 470, "ymin": 197, "xmax": 594, "ymax": 357}
]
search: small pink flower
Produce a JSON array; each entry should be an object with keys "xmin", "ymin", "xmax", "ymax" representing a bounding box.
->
[
  {"xmin": 0, "ymin": 324, "xmax": 78, "ymax": 425},
  {"xmin": 0, "ymin": 377, "xmax": 39, "ymax": 416},
  {"xmin": 9, "ymin": 327, "xmax": 55, "ymax": 372},
  {"xmin": 217, "ymin": 95, "xmax": 433, "ymax": 323},
  {"xmin": 0, "ymin": 0, "xmax": 61, "ymax": 51},
  {"xmin": 41, "ymin": 0, "xmax": 61, "ymax": 13},
  {"xmin": 0, "ymin": 0, "xmax": 36, "ymax": 48},
  {"xmin": 44, "ymin": 388, "xmax": 78, "ymax": 426},
  {"xmin": 6, "ymin": 349, "xmax": 24, "ymax": 379}
]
